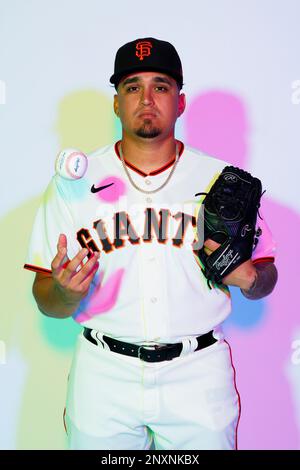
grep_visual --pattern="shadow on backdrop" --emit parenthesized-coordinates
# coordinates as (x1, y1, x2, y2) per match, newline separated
(185, 90, 300, 449)
(0, 90, 118, 449)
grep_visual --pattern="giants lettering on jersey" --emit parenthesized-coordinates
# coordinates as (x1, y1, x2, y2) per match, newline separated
(76, 208, 201, 255)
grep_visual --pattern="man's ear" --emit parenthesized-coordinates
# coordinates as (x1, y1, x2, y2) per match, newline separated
(177, 93, 186, 117)
(114, 95, 119, 116)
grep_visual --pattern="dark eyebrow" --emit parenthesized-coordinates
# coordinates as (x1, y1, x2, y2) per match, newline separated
(152, 76, 172, 86)
(121, 77, 141, 87)
(121, 75, 173, 87)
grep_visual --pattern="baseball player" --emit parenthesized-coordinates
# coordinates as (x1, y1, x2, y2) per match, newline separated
(24, 37, 278, 450)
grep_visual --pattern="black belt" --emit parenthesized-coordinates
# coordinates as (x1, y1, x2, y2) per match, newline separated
(83, 328, 217, 363)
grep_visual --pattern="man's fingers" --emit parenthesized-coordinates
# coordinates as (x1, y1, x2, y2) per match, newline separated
(52, 243, 100, 301)
(202, 238, 221, 256)
(71, 252, 100, 286)
(59, 248, 90, 284)
(79, 261, 100, 293)
(52, 234, 69, 272)
(51, 247, 68, 272)
(204, 238, 221, 252)
(57, 233, 67, 251)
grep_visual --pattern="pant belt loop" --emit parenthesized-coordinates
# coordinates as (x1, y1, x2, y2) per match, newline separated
(90, 330, 109, 351)
(189, 336, 199, 352)
(180, 337, 198, 358)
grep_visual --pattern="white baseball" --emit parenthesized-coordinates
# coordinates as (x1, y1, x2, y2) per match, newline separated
(55, 148, 88, 180)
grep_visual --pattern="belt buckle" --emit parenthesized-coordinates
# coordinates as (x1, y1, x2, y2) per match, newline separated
(155, 344, 174, 362)
(137, 344, 159, 362)
(138, 346, 151, 361)
(137, 346, 143, 361)
(137, 344, 173, 362)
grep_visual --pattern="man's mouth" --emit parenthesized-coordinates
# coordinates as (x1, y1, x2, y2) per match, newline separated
(138, 112, 157, 118)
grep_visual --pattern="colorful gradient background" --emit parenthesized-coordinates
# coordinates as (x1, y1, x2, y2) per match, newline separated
(1, 0, 300, 449)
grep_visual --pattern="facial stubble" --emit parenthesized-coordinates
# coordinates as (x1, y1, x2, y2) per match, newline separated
(135, 118, 161, 139)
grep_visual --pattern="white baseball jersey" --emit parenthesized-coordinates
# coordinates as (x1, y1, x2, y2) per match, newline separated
(24, 142, 275, 344)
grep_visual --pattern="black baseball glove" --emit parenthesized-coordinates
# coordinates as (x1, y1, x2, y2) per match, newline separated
(196, 166, 264, 286)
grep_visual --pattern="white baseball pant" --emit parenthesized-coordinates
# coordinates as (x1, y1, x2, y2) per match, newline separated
(64, 332, 240, 450)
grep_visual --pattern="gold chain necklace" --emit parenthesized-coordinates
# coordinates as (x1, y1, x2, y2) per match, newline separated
(119, 143, 180, 194)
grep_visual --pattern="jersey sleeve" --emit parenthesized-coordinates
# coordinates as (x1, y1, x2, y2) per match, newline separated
(24, 175, 79, 274)
(252, 215, 276, 264)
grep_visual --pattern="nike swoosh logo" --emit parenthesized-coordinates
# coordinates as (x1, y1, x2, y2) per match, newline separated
(91, 182, 114, 193)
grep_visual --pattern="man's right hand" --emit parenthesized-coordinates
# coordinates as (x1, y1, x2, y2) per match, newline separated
(51, 234, 100, 305)
(32, 234, 100, 318)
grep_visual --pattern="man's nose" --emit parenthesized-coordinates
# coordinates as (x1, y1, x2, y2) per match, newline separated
(141, 87, 154, 106)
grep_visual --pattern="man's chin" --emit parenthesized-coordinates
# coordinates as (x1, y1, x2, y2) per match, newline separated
(135, 126, 161, 139)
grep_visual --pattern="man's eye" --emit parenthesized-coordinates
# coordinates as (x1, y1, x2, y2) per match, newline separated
(155, 86, 168, 92)
(126, 86, 139, 92)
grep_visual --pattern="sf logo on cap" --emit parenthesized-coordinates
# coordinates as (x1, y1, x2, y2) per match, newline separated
(136, 41, 152, 61)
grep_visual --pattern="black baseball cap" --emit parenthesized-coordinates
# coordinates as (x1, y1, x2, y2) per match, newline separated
(110, 37, 183, 89)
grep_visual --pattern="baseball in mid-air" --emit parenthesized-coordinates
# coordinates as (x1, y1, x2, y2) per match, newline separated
(55, 148, 88, 179)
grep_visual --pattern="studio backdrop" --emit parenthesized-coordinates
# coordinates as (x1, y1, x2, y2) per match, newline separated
(0, 0, 300, 449)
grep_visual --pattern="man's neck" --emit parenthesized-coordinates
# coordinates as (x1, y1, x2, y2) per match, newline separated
(119, 136, 178, 175)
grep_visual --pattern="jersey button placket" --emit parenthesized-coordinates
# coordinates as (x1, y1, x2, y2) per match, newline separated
(140, 244, 165, 339)
(144, 176, 153, 203)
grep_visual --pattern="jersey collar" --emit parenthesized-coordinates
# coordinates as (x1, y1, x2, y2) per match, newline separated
(114, 140, 184, 177)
